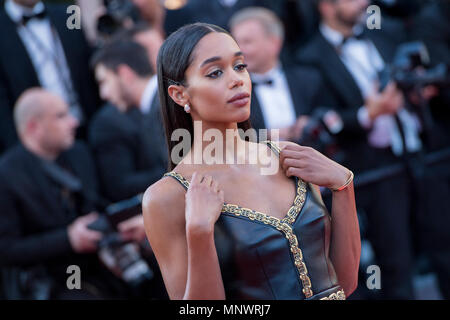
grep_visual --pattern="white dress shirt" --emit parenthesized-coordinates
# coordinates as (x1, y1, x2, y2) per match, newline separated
(320, 23, 422, 155)
(140, 75, 158, 114)
(251, 64, 297, 130)
(5, 0, 83, 121)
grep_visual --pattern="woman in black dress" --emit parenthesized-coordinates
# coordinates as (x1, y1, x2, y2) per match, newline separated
(142, 23, 360, 300)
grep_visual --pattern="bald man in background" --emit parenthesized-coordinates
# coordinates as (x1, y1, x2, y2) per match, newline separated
(0, 88, 130, 299)
(0, 0, 101, 154)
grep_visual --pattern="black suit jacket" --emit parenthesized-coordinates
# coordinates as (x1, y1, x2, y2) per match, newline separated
(249, 65, 330, 132)
(0, 142, 100, 274)
(88, 103, 167, 202)
(413, 1, 450, 66)
(296, 30, 399, 172)
(0, 3, 100, 153)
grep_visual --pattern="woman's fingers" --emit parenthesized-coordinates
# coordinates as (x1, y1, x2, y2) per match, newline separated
(211, 180, 220, 193)
(280, 148, 308, 161)
(190, 171, 202, 185)
(280, 150, 300, 167)
(286, 166, 304, 178)
(202, 175, 213, 187)
(282, 158, 307, 171)
(281, 143, 309, 152)
(190, 172, 219, 192)
(280, 147, 309, 172)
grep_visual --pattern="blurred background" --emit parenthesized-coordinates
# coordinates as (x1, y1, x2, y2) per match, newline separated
(0, 0, 449, 300)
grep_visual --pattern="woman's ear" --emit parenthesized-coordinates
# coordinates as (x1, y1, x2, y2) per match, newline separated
(168, 84, 189, 107)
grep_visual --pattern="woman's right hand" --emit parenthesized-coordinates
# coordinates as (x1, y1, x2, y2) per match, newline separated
(185, 172, 224, 235)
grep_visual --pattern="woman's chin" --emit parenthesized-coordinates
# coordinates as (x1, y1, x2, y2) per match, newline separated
(234, 107, 251, 123)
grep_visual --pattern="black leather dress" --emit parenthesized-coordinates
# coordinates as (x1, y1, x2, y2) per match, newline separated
(164, 141, 346, 300)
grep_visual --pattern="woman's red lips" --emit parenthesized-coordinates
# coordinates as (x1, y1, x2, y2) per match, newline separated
(227, 92, 250, 104)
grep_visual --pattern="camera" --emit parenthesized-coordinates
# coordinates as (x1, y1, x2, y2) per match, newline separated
(296, 107, 346, 163)
(378, 41, 450, 94)
(97, 0, 141, 37)
(88, 194, 154, 288)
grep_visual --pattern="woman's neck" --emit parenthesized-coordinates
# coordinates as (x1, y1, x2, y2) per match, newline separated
(187, 121, 250, 166)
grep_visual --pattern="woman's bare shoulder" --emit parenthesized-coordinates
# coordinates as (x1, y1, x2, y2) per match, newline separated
(142, 176, 186, 223)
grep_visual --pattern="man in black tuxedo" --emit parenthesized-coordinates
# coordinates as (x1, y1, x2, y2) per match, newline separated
(89, 40, 167, 203)
(296, 0, 450, 299)
(297, 0, 408, 173)
(0, 88, 129, 299)
(0, 0, 100, 153)
(230, 6, 329, 142)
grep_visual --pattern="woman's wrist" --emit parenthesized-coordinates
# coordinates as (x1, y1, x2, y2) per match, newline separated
(186, 220, 215, 238)
(330, 169, 354, 192)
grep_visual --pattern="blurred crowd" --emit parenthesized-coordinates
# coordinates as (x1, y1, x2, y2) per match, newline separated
(0, 0, 449, 300)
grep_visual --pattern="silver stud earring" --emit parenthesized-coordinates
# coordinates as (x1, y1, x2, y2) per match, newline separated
(184, 104, 191, 113)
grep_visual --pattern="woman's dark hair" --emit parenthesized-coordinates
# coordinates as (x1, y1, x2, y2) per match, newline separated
(157, 23, 252, 171)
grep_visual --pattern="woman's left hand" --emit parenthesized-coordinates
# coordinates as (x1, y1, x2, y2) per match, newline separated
(279, 143, 351, 190)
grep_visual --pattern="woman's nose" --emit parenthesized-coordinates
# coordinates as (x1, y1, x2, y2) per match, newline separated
(228, 74, 244, 89)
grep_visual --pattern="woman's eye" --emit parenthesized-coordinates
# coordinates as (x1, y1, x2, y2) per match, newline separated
(206, 69, 223, 79)
(234, 63, 248, 71)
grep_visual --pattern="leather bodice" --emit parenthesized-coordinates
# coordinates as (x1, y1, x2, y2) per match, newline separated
(164, 141, 345, 300)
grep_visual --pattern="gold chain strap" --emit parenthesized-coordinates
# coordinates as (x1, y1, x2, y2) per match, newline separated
(163, 158, 315, 298)
(320, 289, 346, 300)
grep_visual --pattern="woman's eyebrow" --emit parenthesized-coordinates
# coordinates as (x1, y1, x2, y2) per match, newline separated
(201, 56, 221, 67)
(200, 51, 244, 67)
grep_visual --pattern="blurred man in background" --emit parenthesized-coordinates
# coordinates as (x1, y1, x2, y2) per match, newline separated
(0, 88, 127, 299)
(297, 0, 449, 299)
(89, 40, 167, 203)
(0, 0, 100, 154)
(230, 7, 330, 142)
(113, 23, 164, 114)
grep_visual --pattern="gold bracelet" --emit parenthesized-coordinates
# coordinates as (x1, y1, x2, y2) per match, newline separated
(331, 170, 354, 192)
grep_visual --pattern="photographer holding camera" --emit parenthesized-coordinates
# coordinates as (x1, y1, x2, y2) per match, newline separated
(0, 88, 161, 299)
(297, 0, 449, 299)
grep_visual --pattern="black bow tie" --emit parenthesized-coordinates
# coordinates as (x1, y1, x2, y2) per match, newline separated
(341, 31, 366, 46)
(252, 79, 274, 87)
(21, 9, 47, 25)
(335, 32, 366, 54)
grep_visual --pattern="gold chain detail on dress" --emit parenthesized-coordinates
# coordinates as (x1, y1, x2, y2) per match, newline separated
(220, 203, 313, 298)
(262, 141, 308, 225)
(163, 140, 314, 298)
(262, 140, 282, 154)
(320, 289, 346, 300)
(164, 172, 190, 189)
